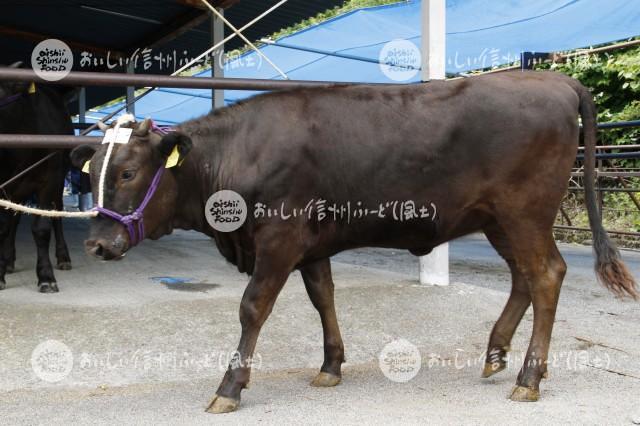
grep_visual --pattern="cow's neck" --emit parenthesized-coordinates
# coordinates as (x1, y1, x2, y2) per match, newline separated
(170, 116, 231, 236)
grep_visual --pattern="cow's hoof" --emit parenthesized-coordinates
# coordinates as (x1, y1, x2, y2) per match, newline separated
(205, 394, 239, 414)
(57, 262, 72, 271)
(310, 372, 341, 387)
(481, 362, 506, 378)
(6, 263, 15, 274)
(0, 281, 5, 291)
(509, 386, 539, 402)
(38, 282, 59, 293)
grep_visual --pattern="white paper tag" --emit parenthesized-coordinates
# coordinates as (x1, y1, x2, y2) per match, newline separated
(102, 128, 133, 144)
(101, 128, 114, 144)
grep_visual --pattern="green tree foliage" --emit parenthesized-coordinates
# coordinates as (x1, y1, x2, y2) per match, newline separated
(549, 43, 640, 155)
(268, 0, 405, 41)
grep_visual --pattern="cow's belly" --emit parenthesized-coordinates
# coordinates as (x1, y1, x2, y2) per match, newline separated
(295, 195, 494, 262)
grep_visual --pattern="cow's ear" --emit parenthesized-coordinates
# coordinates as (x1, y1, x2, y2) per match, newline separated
(158, 131, 192, 163)
(70, 145, 97, 169)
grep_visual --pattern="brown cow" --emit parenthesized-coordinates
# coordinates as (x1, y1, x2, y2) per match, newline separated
(70, 71, 637, 413)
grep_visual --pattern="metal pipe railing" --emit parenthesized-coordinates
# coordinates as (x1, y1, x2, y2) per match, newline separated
(0, 135, 101, 148)
(554, 224, 640, 237)
(576, 152, 640, 161)
(0, 68, 349, 91)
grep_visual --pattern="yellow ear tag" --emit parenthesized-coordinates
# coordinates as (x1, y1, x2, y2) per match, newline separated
(165, 145, 180, 169)
(28, 82, 36, 94)
(82, 160, 91, 173)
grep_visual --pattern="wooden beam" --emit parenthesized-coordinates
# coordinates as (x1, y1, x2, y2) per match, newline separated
(0, 26, 125, 59)
(130, 10, 210, 51)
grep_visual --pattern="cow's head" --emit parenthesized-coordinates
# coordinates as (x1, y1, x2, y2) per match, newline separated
(70, 117, 192, 260)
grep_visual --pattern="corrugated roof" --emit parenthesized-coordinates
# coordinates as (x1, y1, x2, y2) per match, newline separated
(0, 0, 345, 112)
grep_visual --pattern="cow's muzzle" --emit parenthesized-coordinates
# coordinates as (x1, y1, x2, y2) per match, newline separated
(85, 238, 126, 261)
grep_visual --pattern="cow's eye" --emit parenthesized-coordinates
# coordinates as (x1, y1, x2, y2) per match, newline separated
(121, 170, 136, 181)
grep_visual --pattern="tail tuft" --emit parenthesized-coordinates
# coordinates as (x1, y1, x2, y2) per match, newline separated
(593, 233, 638, 300)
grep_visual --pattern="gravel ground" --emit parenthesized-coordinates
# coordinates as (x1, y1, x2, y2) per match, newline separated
(0, 219, 639, 425)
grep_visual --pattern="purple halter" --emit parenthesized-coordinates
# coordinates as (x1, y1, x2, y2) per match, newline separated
(93, 121, 174, 247)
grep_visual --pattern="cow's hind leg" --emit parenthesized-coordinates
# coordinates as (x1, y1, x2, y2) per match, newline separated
(3, 214, 20, 273)
(481, 223, 531, 378)
(206, 236, 300, 414)
(53, 217, 72, 270)
(300, 258, 345, 387)
(490, 221, 566, 402)
(510, 235, 566, 401)
(52, 178, 71, 270)
(0, 211, 12, 289)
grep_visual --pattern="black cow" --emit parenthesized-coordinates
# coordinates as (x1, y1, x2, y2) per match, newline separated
(71, 71, 637, 413)
(0, 63, 73, 293)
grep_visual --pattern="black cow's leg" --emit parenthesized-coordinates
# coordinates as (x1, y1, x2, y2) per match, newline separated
(0, 211, 12, 289)
(481, 224, 531, 378)
(2, 214, 20, 273)
(52, 217, 72, 270)
(300, 258, 345, 387)
(52, 184, 71, 270)
(206, 243, 298, 414)
(31, 215, 58, 293)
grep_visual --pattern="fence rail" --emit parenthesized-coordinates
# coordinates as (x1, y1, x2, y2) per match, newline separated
(0, 68, 347, 91)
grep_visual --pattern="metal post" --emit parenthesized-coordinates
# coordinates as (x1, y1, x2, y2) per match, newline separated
(419, 0, 449, 286)
(126, 62, 135, 115)
(78, 87, 86, 125)
(421, 0, 446, 81)
(211, 8, 225, 110)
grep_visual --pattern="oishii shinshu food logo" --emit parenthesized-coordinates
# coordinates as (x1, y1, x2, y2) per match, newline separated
(204, 190, 438, 233)
(31, 39, 73, 81)
(205, 190, 248, 232)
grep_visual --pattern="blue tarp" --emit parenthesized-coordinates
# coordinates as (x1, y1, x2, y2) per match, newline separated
(86, 0, 640, 125)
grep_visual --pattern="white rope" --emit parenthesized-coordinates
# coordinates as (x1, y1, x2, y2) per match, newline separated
(97, 115, 134, 208)
(200, 0, 289, 80)
(0, 199, 97, 218)
(97, 139, 115, 208)
(172, 0, 288, 77)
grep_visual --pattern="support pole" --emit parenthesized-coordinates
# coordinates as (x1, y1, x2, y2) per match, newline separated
(126, 62, 135, 115)
(78, 87, 86, 125)
(419, 0, 449, 286)
(421, 0, 446, 81)
(211, 8, 225, 110)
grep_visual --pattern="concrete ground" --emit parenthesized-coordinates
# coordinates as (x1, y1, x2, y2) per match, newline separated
(1, 219, 639, 425)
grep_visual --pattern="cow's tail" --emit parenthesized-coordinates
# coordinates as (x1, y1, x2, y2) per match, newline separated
(575, 83, 638, 300)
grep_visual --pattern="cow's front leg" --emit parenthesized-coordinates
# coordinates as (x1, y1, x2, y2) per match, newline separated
(206, 249, 296, 414)
(300, 258, 345, 387)
(31, 215, 58, 293)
